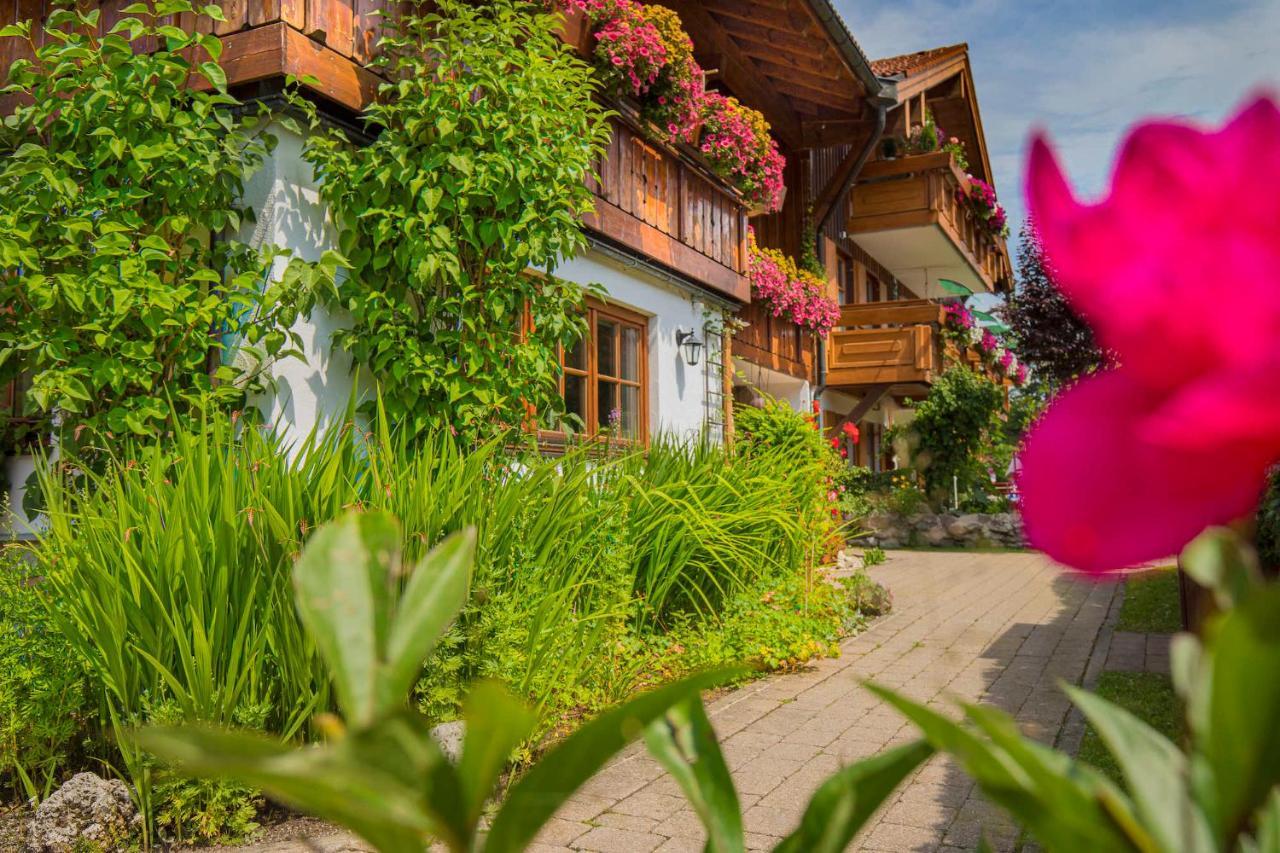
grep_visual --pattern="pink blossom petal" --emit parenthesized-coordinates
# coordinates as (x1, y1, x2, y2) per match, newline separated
(1018, 370, 1268, 573)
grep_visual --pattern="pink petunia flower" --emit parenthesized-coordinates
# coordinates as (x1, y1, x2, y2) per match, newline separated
(1017, 94, 1280, 573)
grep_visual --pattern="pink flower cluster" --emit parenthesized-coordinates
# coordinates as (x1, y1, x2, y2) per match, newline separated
(942, 302, 974, 331)
(591, 2, 666, 97)
(980, 329, 998, 353)
(700, 93, 786, 213)
(748, 230, 840, 335)
(958, 176, 1010, 239)
(1014, 363, 1029, 386)
(998, 349, 1014, 370)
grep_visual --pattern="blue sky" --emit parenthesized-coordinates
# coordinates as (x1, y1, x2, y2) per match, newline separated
(837, 0, 1280, 245)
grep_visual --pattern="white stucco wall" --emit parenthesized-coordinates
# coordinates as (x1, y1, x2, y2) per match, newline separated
(239, 124, 723, 445)
(236, 123, 368, 449)
(553, 250, 725, 442)
(731, 358, 812, 412)
(1, 452, 40, 539)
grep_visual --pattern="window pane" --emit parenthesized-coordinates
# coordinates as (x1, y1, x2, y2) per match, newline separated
(620, 385, 640, 439)
(598, 380, 619, 431)
(564, 336, 587, 371)
(620, 325, 640, 381)
(563, 374, 586, 430)
(597, 318, 618, 377)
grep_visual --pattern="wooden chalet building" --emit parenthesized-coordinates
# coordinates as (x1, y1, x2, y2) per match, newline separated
(0, 0, 1011, 528)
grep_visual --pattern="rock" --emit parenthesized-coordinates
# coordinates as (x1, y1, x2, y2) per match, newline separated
(860, 509, 1027, 550)
(25, 772, 140, 853)
(922, 524, 949, 546)
(431, 720, 466, 763)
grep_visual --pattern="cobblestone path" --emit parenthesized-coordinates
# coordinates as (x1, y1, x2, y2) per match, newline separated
(537, 550, 1122, 853)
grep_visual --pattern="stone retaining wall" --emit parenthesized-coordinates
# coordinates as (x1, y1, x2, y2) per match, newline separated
(857, 510, 1025, 549)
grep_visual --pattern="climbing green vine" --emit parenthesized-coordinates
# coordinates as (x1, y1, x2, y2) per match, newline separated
(299, 0, 611, 441)
(0, 0, 336, 455)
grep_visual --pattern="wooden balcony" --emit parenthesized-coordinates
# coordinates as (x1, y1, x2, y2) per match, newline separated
(824, 300, 944, 389)
(847, 152, 1013, 296)
(733, 301, 816, 381)
(584, 110, 750, 302)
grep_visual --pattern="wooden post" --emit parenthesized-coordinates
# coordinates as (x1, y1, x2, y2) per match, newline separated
(722, 329, 735, 451)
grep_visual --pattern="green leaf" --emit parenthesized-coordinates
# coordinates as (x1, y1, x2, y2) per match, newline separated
(291, 512, 401, 727)
(485, 668, 745, 853)
(1196, 580, 1280, 845)
(773, 739, 933, 853)
(644, 696, 744, 853)
(383, 528, 473, 706)
(1250, 789, 1280, 853)
(1065, 685, 1213, 852)
(867, 684, 1144, 852)
(1181, 527, 1262, 611)
(456, 682, 537, 830)
(198, 60, 227, 91)
(137, 718, 441, 853)
(937, 278, 974, 297)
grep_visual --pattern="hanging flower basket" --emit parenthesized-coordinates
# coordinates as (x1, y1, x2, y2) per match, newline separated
(747, 184, 786, 218)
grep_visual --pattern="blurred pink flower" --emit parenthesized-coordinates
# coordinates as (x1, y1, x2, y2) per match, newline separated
(1017, 94, 1280, 573)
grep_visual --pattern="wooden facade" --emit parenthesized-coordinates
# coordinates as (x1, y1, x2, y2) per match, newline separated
(824, 298, 1006, 394)
(584, 110, 751, 303)
(848, 152, 1013, 293)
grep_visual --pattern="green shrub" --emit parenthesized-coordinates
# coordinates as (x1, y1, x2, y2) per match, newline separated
(843, 570, 893, 617)
(861, 547, 887, 568)
(906, 368, 1005, 503)
(0, 546, 91, 801)
(299, 0, 610, 441)
(0, 1, 334, 455)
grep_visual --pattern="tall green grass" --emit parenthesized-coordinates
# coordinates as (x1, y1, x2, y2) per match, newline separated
(31, 407, 835, 824)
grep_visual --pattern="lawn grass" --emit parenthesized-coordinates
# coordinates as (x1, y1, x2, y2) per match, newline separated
(1077, 671, 1180, 785)
(1117, 565, 1181, 634)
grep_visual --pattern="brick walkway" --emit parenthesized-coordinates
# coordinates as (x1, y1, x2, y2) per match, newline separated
(537, 550, 1122, 853)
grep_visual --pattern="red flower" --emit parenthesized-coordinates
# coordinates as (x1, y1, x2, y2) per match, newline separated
(1018, 95, 1280, 573)
(842, 422, 860, 444)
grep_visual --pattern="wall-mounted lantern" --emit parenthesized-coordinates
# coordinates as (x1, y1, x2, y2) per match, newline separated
(676, 328, 704, 367)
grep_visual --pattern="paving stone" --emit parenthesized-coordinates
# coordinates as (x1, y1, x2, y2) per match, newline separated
(571, 826, 664, 852)
(546, 551, 1121, 853)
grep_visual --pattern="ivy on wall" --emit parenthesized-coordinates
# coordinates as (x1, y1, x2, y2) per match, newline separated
(0, 1, 336, 455)
(299, 0, 611, 441)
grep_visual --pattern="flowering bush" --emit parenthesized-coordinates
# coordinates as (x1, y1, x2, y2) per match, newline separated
(958, 176, 1009, 238)
(942, 302, 974, 332)
(979, 329, 999, 354)
(591, 0, 666, 96)
(701, 93, 786, 213)
(1014, 363, 1029, 386)
(637, 5, 704, 143)
(748, 230, 839, 335)
(942, 135, 969, 170)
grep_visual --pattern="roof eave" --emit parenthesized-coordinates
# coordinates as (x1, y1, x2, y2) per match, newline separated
(804, 0, 898, 104)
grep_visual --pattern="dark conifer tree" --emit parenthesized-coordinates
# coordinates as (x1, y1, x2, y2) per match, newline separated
(1001, 221, 1106, 388)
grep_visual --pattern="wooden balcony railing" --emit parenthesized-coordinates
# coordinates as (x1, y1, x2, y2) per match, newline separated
(732, 301, 816, 381)
(825, 298, 1012, 391)
(848, 152, 1013, 293)
(584, 110, 750, 302)
(825, 318, 942, 388)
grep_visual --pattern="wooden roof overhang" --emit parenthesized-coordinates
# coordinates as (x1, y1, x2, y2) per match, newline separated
(656, 0, 879, 151)
(871, 44, 995, 185)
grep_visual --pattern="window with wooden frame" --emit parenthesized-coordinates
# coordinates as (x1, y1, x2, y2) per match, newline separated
(549, 298, 648, 443)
